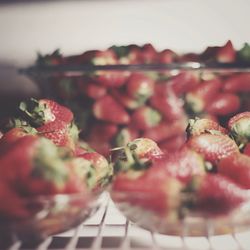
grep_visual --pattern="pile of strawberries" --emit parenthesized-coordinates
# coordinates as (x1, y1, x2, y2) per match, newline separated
(111, 111, 250, 220)
(37, 41, 250, 157)
(0, 98, 112, 219)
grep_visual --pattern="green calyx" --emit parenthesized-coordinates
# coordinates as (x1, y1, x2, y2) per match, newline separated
(113, 143, 151, 173)
(238, 43, 250, 62)
(231, 118, 250, 146)
(33, 138, 69, 188)
(145, 108, 162, 127)
(109, 45, 129, 58)
(69, 122, 79, 143)
(19, 98, 53, 127)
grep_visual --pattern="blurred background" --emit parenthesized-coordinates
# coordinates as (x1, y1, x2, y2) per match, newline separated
(0, 0, 249, 66)
(0, 0, 249, 109)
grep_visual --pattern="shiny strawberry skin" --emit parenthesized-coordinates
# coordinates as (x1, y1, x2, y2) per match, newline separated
(150, 147, 205, 184)
(188, 134, 239, 164)
(93, 95, 130, 124)
(205, 93, 241, 116)
(37, 120, 76, 150)
(83, 82, 107, 99)
(216, 40, 236, 63)
(223, 73, 250, 93)
(218, 153, 250, 189)
(40, 99, 73, 124)
(186, 118, 227, 137)
(194, 174, 247, 215)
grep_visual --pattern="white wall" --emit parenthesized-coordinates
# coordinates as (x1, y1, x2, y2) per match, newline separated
(0, 0, 249, 66)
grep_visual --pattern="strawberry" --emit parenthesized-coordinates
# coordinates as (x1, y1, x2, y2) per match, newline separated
(169, 72, 200, 96)
(150, 84, 185, 121)
(185, 174, 248, 216)
(131, 106, 162, 131)
(37, 120, 79, 151)
(158, 134, 186, 153)
(126, 73, 155, 101)
(149, 147, 206, 184)
(36, 49, 64, 66)
(112, 171, 183, 217)
(0, 127, 36, 154)
(216, 40, 236, 63)
(86, 138, 110, 157)
(186, 118, 227, 137)
(243, 143, 250, 156)
(143, 119, 187, 143)
(180, 53, 200, 62)
(223, 73, 250, 93)
(19, 98, 73, 126)
(82, 82, 107, 99)
(185, 78, 222, 114)
(205, 93, 241, 116)
(140, 43, 158, 63)
(111, 89, 145, 110)
(93, 95, 130, 124)
(228, 112, 250, 146)
(218, 153, 250, 189)
(78, 151, 113, 188)
(158, 49, 177, 64)
(113, 138, 163, 173)
(188, 133, 239, 164)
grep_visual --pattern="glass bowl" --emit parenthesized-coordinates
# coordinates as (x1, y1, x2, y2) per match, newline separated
(110, 189, 250, 236)
(0, 191, 102, 248)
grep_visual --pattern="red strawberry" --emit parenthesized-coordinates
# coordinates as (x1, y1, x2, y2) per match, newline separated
(140, 43, 158, 63)
(131, 106, 162, 131)
(169, 72, 200, 96)
(187, 174, 248, 216)
(126, 73, 155, 101)
(19, 98, 73, 126)
(143, 119, 187, 143)
(186, 118, 227, 137)
(114, 126, 139, 147)
(243, 143, 250, 156)
(112, 171, 183, 216)
(37, 120, 78, 151)
(158, 134, 186, 153)
(228, 112, 250, 145)
(111, 89, 144, 110)
(180, 53, 200, 62)
(185, 78, 222, 113)
(206, 93, 241, 116)
(188, 133, 239, 164)
(216, 40, 236, 63)
(82, 82, 107, 99)
(150, 84, 185, 121)
(86, 138, 110, 157)
(127, 138, 164, 162)
(223, 73, 250, 93)
(0, 127, 36, 154)
(79, 151, 112, 187)
(218, 153, 250, 189)
(158, 49, 177, 64)
(93, 95, 130, 124)
(149, 147, 205, 184)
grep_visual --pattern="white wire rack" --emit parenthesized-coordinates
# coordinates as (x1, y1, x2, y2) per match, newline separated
(8, 193, 250, 250)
